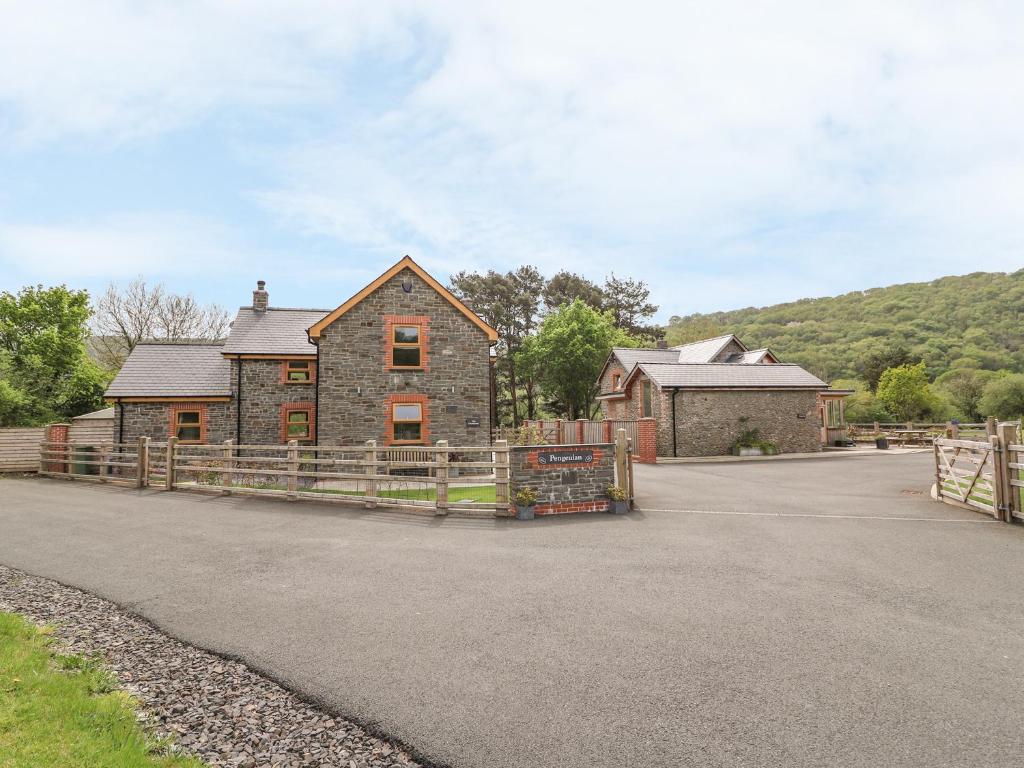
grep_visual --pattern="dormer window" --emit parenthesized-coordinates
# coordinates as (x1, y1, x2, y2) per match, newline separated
(612, 372, 622, 390)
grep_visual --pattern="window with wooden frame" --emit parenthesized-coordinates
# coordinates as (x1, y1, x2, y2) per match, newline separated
(280, 403, 315, 443)
(174, 409, 203, 443)
(611, 372, 622, 390)
(282, 360, 314, 383)
(641, 380, 653, 418)
(391, 324, 422, 368)
(391, 402, 424, 443)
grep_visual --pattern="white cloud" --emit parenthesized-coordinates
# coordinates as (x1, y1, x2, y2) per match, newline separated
(2, 1, 1023, 315)
(0, 214, 248, 281)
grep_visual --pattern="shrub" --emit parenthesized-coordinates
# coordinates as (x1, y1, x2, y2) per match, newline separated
(513, 487, 538, 507)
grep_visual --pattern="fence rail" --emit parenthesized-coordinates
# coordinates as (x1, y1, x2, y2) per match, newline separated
(495, 419, 639, 448)
(932, 422, 1021, 522)
(40, 438, 513, 517)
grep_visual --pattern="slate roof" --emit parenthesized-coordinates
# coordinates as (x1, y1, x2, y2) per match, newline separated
(634, 362, 827, 389)
(670, 334, 744, 363)
(610, 347, 682, 371)
(105, 343, 232, 397)
(222, 307, 329, 356)
(724, 348, 773, 364)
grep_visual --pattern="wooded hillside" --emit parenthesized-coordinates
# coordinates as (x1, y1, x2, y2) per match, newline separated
(665, 270, 1024, 382)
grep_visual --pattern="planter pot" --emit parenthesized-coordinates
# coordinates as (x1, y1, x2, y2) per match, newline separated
(515, 505, 535, 520)
(875, 437, 889, 450)
(609, 500, 629, 515)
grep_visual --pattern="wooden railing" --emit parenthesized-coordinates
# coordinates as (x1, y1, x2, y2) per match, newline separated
(933, 422, 1020, 521)
(39, 440, 142, 486)
(495, 419, 639, 448)
(40, 438, 511, 517)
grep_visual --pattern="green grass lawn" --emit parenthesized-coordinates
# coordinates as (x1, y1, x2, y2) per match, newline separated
(312, 484, 497, 503)
(0, 612, 203, 768)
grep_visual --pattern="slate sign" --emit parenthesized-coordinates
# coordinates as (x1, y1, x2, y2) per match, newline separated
(465, 417, 481, 428)
(537, 449, 595, 466)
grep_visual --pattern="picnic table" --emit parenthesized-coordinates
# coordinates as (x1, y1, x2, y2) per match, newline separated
(888, 429, 931, 445)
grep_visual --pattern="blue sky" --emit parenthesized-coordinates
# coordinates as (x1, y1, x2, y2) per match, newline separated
(1, 1, 1022, 322)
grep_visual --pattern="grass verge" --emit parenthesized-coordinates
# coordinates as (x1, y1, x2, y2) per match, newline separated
(0, 611, 203, 768)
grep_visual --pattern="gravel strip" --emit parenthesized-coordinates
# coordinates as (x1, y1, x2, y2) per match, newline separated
(0, 564, 422, 768)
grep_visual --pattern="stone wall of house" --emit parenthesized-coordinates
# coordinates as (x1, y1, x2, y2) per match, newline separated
(509, 444, 616, 515)
(114, 401, 235, 445)
(316, 266, 492, 447)
(670, 389, 821, 456)
(598, 359, 628, 419)
(232, 359, 316, 444)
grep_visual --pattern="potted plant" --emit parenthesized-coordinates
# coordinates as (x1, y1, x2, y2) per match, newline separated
(875, 432, 889, 449)
(729, 427, 779, 457)
(606, 484, 629, 514)
(513, 487, 538, 520)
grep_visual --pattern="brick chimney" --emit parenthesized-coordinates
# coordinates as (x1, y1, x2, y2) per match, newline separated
(252, 280, 268, 312)
(656, 339, 668, 349)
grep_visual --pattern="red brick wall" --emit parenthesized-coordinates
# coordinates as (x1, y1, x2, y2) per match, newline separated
(45, 423, 69, 473)
(636, 417, 657, 464)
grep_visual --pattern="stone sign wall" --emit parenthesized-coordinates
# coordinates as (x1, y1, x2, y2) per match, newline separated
(509, 443, 616, 515)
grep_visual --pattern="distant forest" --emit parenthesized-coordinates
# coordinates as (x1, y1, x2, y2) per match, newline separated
(666, 270, 1024, 382)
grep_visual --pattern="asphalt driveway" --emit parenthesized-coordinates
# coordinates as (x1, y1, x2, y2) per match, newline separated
(2, 452, 1023, 768)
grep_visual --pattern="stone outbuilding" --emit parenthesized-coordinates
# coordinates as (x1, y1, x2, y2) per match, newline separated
(106, 256, 498, 448)
(596, 334, 848, 457)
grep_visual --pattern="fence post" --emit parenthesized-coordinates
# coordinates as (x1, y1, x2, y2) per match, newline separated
(286, 440, 298, 499)
(603, 419, 613, 443)
(435, 440, 449, 516)
(221, 439, 233, 494)
(995, 424, 1017, 522)
(873, 421, 880, 435)
(99, 447, 109, 481)
(494, 439, 509, 516)
(164, 436, 177, 490)
(136, 436, 150, 489)
(556, 419, 564, 444)
(626, 437, 635, 508)
(364, 440, 377, 508)
(933, 440, 943, 503)
(615, 428, 628, 493)
(987, 416, 997, 436)
(576, 419, 585, 444)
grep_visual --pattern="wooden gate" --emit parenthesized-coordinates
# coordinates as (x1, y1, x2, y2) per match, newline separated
(933, 438, 999, 517)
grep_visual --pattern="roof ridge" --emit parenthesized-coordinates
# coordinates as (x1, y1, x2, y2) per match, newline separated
(236, 306, 332, 313)
(644, 361, 801, 367)
(134, 341, 225, 347)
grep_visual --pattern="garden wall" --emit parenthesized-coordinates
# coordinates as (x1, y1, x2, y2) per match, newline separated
(509, 443, 616, 515)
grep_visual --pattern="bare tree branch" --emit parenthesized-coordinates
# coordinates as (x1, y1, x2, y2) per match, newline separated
(90, 277, 230, 369)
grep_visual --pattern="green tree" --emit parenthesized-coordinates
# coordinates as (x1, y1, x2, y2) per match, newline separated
(601, 273, 662, 341)
(978, 374, 1024, 420)
(0, 284, 103, 426)
(542, 271, 604, 314)
(450, 266, 544, 425)
(856, 344, 915, 392)
(933, 368, 999, 421)
(522, 300, 635, 419)
(830, 378, 892, 423)
(876, 362, 937, 421)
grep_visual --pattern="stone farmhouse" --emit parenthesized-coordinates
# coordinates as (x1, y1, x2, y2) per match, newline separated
(105, 257, 498, 448)
(596, 334, 849, 457)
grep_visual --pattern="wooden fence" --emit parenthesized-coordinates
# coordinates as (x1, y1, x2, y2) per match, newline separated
(39, 438, 512, 517)
(933, 422, 1020, 522)
(850, 421, 990, 443)
(1, 416, 114, 473)
(0, 427, 45, 472)
(497, 419, 639, 448)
